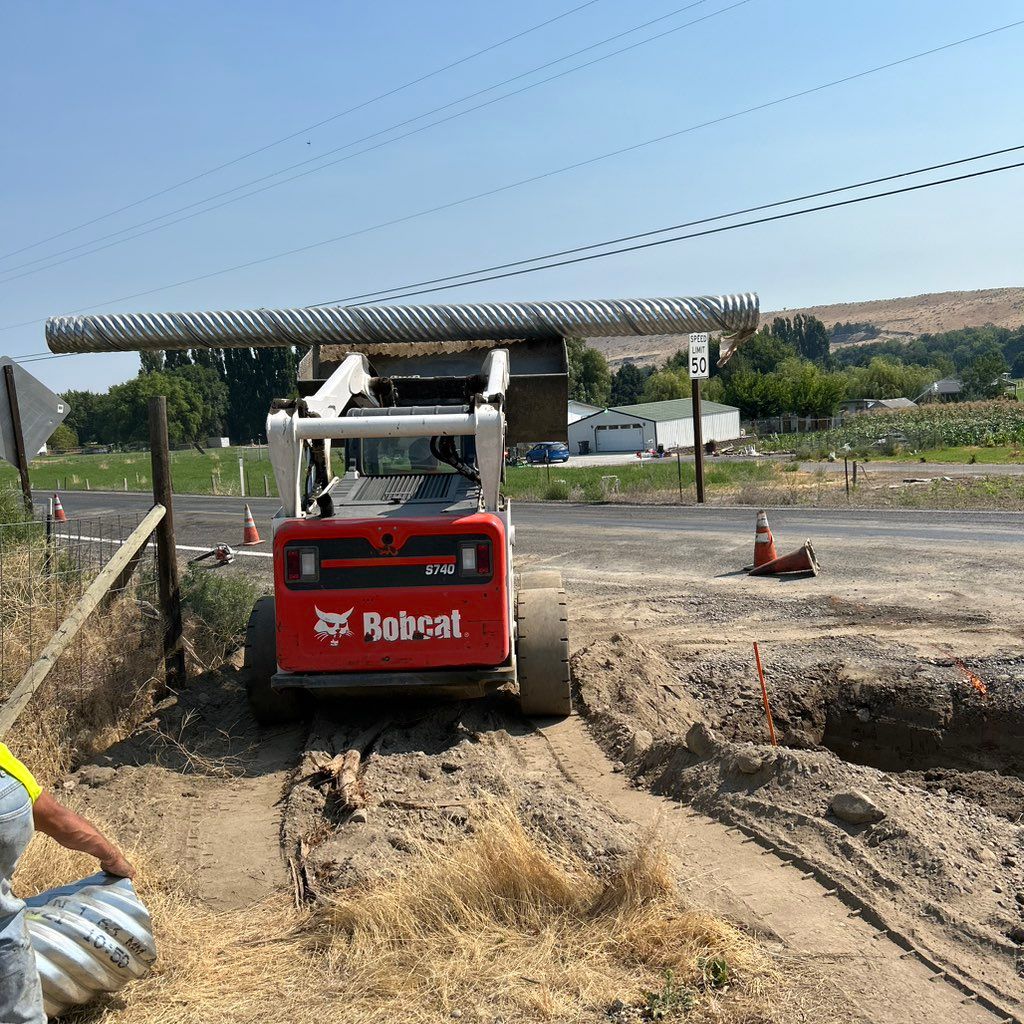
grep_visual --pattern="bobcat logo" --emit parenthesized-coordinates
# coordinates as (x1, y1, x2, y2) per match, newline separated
(314, 606, 354, 647)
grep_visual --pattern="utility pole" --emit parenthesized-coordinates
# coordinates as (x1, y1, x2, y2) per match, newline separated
(688, 333, 710, 504)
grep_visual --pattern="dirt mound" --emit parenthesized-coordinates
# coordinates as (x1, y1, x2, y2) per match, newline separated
(571, 635, 1024, 1005)
(572, 633, 705, 754)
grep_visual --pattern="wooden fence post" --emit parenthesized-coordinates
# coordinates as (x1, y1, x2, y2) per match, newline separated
(148, 397, 185, 689)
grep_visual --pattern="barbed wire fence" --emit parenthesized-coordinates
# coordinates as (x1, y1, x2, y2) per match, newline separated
(0, 506, 165, 777)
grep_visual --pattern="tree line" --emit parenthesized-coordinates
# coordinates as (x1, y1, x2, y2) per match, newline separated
(59, 348, 297, 448)
(568, 316, 1020, 421)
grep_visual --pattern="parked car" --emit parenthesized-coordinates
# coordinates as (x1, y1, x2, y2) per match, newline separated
(526, 442, 570, 464)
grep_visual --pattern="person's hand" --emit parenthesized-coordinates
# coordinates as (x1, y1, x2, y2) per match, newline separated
(99, 852, 136, 879)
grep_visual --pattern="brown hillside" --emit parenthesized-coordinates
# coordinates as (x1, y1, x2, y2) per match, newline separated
(590, 287, 1024, 366)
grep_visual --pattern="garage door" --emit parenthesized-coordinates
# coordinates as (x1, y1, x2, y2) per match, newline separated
(595, 423, 645, 452)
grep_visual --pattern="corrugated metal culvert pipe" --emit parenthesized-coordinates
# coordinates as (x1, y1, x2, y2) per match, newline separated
(24, 873, 157, 1018)
(44, 294, 760, 353)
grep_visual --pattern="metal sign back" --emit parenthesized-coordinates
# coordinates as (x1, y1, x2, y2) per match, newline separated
(0, 357, 70, 467)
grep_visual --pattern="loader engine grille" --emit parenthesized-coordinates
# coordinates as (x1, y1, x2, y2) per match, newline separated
(352, 474, 459, 502)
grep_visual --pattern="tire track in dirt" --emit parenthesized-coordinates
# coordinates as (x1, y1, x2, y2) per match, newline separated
(176, 723, 306, 910)
(533, 714, 1019, 1024)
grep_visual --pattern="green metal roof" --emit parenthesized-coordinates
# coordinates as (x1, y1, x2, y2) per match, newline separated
(608, 398, 739, 421)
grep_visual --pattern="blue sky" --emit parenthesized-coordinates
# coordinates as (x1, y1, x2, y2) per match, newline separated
(2, 0, 1022, 393)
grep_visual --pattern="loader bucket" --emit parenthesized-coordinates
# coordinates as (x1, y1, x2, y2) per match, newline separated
(302, 337, 568, 443)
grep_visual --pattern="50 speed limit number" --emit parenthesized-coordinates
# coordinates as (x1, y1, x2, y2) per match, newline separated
(688, 332, 710, 379)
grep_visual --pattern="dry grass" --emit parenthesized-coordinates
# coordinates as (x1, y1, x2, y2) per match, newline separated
(14, 808, 790, 1024)
(0, 517, 172, 786)
(1, 590, 163, 786)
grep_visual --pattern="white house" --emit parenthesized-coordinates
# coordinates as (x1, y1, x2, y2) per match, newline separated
(568, 398, 741, 454)
(567, 399, 601, 424)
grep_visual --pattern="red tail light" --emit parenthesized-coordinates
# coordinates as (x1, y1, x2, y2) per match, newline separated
(475, 541, 491, 575)
(286, 547, 319, 582)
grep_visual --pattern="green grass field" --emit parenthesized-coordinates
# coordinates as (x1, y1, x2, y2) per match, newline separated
(0, 446, 276, 497)
(0, 446, 780, 502)
(871, 445, 1024, 464)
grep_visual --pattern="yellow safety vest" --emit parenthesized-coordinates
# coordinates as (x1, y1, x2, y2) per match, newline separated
(0, 743, 42, 803)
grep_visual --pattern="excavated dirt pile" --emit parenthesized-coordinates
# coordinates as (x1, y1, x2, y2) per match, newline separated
(572, 633, 1024, 999)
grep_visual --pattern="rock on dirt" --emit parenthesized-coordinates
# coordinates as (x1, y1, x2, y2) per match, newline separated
(685, 722, 719, 758)
(76, 765, 118, 787)
(734, 749, 765, 774)
(830, 790, 885, 825)
(625, 729, 653, 761)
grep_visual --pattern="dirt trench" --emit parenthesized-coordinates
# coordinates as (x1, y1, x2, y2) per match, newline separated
(571, 633, 1024, 1014)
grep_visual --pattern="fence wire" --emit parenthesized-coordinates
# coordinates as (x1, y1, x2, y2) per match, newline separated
(0, 509, 163, 777)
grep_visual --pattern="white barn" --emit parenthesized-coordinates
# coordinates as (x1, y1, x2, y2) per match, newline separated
(567, 398, 741, 454)
(567, 399, 601, 424)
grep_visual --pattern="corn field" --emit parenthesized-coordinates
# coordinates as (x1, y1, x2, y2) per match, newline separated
(761, 401, 1024, 457)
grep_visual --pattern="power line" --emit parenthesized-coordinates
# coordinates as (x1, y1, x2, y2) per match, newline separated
(12, 150, 1023, 366)
(318, 144, 1024, 305)
(0, 0, 741, 284)
(0, 0, 603, 264)
(2, 19, 1021, 336)
(315, 160, 1024, 305)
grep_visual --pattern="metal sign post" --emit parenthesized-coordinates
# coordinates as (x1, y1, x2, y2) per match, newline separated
(2, 365, 33, 514)
(688, 333, 710, 505)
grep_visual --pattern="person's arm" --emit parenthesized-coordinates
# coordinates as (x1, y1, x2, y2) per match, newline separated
(32, 792, 136, 878)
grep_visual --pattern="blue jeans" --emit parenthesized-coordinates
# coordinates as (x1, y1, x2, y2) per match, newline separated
(0, 771, 45, 1024)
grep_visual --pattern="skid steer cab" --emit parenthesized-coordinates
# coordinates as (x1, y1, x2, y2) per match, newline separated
(242, 344, 572, 724)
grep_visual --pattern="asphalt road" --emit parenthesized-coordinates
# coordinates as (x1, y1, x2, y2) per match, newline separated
(42, 489, 1024, 553)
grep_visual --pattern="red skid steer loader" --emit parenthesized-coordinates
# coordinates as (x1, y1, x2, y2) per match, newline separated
(43, 294, 759, 723)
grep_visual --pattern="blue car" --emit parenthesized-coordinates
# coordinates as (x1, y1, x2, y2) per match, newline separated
(526, 442, 570, 464)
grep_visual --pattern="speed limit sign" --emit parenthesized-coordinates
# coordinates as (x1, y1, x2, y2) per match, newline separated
(688, 332, 710, 379)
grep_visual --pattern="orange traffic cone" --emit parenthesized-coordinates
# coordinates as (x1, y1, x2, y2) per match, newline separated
(753, 509, 777, 567)
(53, 493, 68, 522)
(748, 540, 820, 577)
(241, 504, 262, 545)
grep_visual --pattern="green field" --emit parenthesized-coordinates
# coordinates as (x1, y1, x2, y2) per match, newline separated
(763, 401, 1024, 460)
(0, 446, 276, 497)
(871, 445, 1024, 464)
(0, 446, 780, 503)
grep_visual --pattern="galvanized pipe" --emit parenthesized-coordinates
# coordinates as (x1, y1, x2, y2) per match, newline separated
(45, 294, 759, 353)
(294, 412, 474, 440)
(25, 873, 157, 1018)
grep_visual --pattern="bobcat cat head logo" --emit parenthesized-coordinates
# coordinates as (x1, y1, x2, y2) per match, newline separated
(314, 606, 354, 647)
